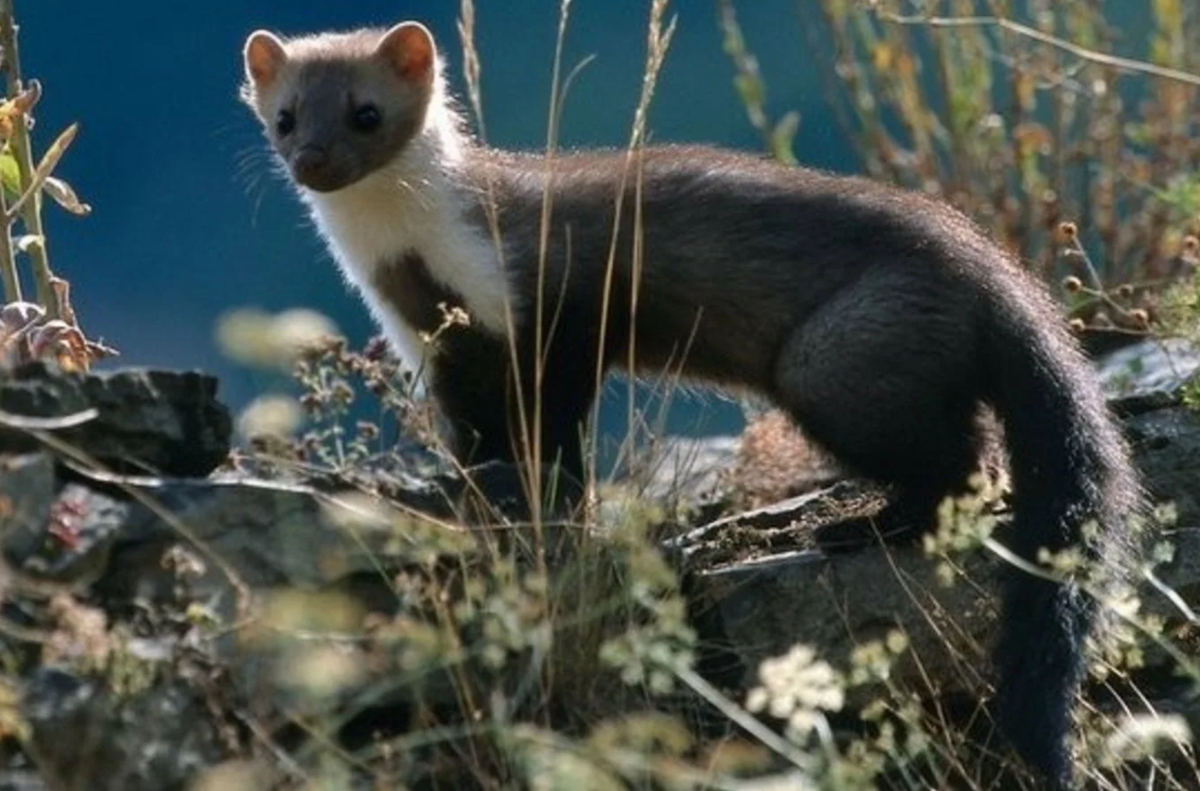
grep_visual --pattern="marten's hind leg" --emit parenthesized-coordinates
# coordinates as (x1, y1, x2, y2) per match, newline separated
(771, 274, 990, 551)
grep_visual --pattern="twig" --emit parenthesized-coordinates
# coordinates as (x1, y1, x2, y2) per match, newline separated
(0, 407, 97, 430)
(1143, 564, 1200, 626)
(880, 13, 1200, 88)
(674, 664, 816, 770)
(1067, 235, 1106, 292)
(0, 175, 17, 301)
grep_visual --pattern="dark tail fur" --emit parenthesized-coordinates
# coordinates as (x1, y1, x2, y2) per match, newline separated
(983, 281, 1142, 787)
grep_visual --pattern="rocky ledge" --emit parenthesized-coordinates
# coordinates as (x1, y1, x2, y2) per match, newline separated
(0, 340, 1197, 790)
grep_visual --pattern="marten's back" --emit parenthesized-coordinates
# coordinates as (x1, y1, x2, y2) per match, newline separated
(466, 143, 1023, 384)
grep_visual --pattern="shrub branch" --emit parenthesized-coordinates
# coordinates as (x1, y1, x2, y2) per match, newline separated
(881, 12, 1200, 88)
(0, 0, 55, 316)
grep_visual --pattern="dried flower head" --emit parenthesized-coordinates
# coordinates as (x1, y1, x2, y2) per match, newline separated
(1056, 221, 1078, 244)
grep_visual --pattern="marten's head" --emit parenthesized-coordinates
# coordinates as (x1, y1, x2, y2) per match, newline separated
(240, 22, 438, 193)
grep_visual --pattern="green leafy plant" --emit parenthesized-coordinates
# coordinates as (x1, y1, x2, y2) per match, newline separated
(0, 0, 112, 371)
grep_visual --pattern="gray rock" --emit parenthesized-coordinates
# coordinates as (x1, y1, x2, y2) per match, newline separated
(0, 363, 232, 477)
(3, 481, 131, 585)
(21, 667, 225, 791)
(0, 465, 477, 790)
(638, 434, 741, 503)
(1, 467, 459, 607)
(0, 773, 48, 791)
(0, 454, 56, 543)
(1098, 337, 1200, 398)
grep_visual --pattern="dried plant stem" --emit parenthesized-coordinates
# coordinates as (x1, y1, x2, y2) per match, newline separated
(456, 0, 526, 526)
(882, 12, 1200, 88)
(591, 0, 675, 474)
(0, 182, 17, 300)
(674, 665, 817, 770)
(717, 0, 797, 165)
(0, 0, 55, 316)
(524, 0, 576, 533)
(929, 23, 963, 195)
(814, 3, 900, 182)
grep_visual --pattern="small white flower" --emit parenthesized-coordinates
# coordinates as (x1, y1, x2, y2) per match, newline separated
(1105, 714, 1192, 764)
(745, 644, 845, 741)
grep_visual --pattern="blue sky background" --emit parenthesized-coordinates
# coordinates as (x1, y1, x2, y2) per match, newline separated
(16, 1, 1147, 440)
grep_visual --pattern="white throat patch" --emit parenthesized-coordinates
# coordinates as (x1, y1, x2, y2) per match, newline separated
(300, 101, 514, 372)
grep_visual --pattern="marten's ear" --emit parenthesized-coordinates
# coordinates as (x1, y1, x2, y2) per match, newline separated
(375, 21, 435, 85)
(244, 30, 288, 88)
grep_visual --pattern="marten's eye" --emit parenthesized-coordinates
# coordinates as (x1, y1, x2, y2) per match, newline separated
(275, 109, 296, 137)
(352, 103, 382, 133)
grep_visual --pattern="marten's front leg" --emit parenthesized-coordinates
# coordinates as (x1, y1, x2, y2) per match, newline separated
(429, 328, 594, 512)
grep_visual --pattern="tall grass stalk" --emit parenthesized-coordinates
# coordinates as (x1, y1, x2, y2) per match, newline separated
(591, 0, 676, 484)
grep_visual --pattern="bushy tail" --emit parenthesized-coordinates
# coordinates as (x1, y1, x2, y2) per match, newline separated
(983, 290, 1142, 788)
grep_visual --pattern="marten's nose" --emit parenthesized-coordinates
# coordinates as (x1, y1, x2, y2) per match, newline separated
(292, 146, 330, 184)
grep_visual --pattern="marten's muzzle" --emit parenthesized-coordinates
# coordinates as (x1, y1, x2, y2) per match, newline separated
(291, 145, 351, 192)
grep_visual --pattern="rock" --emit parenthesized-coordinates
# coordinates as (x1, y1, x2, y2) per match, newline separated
(3, 466, 461, 606)
(2, 356, 1198, 788)
(20, 667, 226, 791)
(1124, 402, 1200, 526)
(639, 435, 741, 503)
(2, 479, 131, 585)
(2, 465, 478, 720)
(0, 462, 472, 789)
(0, 362, 232, 477)
(0, 454, 56, 540)
(637, 426, 841, 512)
(0, 773, 48, 791)
(1097, 337, 1200, 398)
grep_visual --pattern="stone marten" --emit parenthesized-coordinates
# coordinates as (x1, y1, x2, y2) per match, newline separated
(240, 19, 1143, 788)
